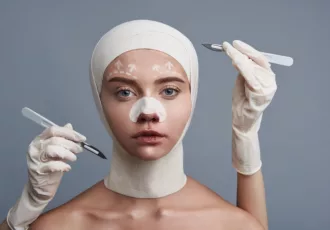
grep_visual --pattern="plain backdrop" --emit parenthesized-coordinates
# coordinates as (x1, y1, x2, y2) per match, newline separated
(0, 0, 329, 229)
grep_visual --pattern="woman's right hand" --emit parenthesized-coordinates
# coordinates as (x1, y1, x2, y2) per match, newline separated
(6, 123, 86, 230)
(27, 123, 86, 200)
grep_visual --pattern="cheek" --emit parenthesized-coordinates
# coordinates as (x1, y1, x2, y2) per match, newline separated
(164, 95, 191, 136)
(101, 96, 133, 134)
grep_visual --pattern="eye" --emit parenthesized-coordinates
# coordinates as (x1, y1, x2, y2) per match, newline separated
(164, 88, 176, 96)
(161, 86, 180, 97)
(116, 89, 134, 98)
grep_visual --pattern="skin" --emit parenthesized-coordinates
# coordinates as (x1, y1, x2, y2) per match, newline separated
(27, 178, 263, 230)
(237, 171, 267, 229)
(28, 49, 264, 230)
(100, 49, 191, 161)
(1, 46, 266, 230)
(223, 40, 270, 230)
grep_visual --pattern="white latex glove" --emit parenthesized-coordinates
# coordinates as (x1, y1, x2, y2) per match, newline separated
(222, 40, 277, 175)
(6, 123, 86, 230)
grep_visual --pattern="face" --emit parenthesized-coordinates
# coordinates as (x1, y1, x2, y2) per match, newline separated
(100, 49, 191, 161)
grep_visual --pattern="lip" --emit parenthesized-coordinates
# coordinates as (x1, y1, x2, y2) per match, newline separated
(132, 130, 165, 138)
(132, 130, 166, 145)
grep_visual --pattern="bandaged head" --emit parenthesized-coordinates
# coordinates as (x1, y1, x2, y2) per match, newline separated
(89, 20, 199, 198)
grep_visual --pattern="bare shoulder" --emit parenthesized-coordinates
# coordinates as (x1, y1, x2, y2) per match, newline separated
(181, 176, 235, 209)
(221, 208, 264, 230)
(29, 205, 82, 230)
(29, 181, 106, 230)
(182, 177, 264, 230)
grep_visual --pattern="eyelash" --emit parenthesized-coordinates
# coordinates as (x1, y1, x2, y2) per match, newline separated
(161, 85, 181, 97)
(115, 85, 181, 99)
(115, 87, 135, 99)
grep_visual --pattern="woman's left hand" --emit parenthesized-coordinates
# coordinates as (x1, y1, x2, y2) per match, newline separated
(222, 40, 277, 175)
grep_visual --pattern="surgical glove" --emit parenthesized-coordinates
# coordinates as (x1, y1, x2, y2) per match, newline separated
(222, 40, 277, 175)
(6, 123, 86, 230)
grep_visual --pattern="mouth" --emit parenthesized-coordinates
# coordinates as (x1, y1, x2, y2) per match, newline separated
(132, 130, 166, 145)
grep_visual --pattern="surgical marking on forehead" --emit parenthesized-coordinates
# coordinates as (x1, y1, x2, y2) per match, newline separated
(151, 61, 175, 73)
(151, 61, 183, 78)
(107, 60, 183, 81)
(152, 64, 161, 72)
(107, 61, 137, 79)
(166, 71, 183, 77)
(115, 60, 123, 70)
(128, 64, 137, 73)
(165, 61, 174, 70)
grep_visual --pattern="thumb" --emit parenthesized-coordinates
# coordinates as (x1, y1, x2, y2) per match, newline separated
(64, 123, 73, 129)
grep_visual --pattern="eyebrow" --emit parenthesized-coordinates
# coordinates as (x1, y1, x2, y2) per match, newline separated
(107, 76, 186, 86)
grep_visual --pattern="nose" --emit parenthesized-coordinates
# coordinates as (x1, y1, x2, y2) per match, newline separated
(136, 112, 160, 123)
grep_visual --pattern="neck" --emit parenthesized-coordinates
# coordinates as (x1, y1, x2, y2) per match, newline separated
(104, 141, 187, 198)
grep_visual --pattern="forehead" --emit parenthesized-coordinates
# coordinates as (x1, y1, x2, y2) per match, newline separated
(106, 49, 187, 78)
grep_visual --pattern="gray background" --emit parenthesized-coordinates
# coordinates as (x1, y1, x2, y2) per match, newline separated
(0, 0, 329, 229)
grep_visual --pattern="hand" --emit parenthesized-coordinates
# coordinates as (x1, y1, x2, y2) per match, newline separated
(27, 123, 86, 199)
(7, 123, 86, 229)
(222, 40, 277, 175)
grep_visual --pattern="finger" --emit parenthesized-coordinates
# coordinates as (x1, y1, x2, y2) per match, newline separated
(42, 136, 84, 154)
(39, 161, 71, 173)
(39, 125, 86, 142)
(64, 123, 73, 129)
(223, 42, 261, 90)
(253, 65, 277, 88)
(222, 41, 249, 66)
(232, 40, 271, 70)
(42, 145, 78, 162)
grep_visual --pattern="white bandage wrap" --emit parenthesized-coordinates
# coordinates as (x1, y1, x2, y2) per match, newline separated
(89, 19, 199, 198)
(129, 97, 167, 122)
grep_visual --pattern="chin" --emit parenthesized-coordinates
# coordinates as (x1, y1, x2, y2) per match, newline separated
(130, 145, 168, 161)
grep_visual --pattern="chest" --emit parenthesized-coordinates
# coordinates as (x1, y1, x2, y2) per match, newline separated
(80, 209, 225, 230)
(83, 218, 222, 230)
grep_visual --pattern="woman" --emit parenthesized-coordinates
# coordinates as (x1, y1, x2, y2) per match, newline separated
(2, 19, 276, 230)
